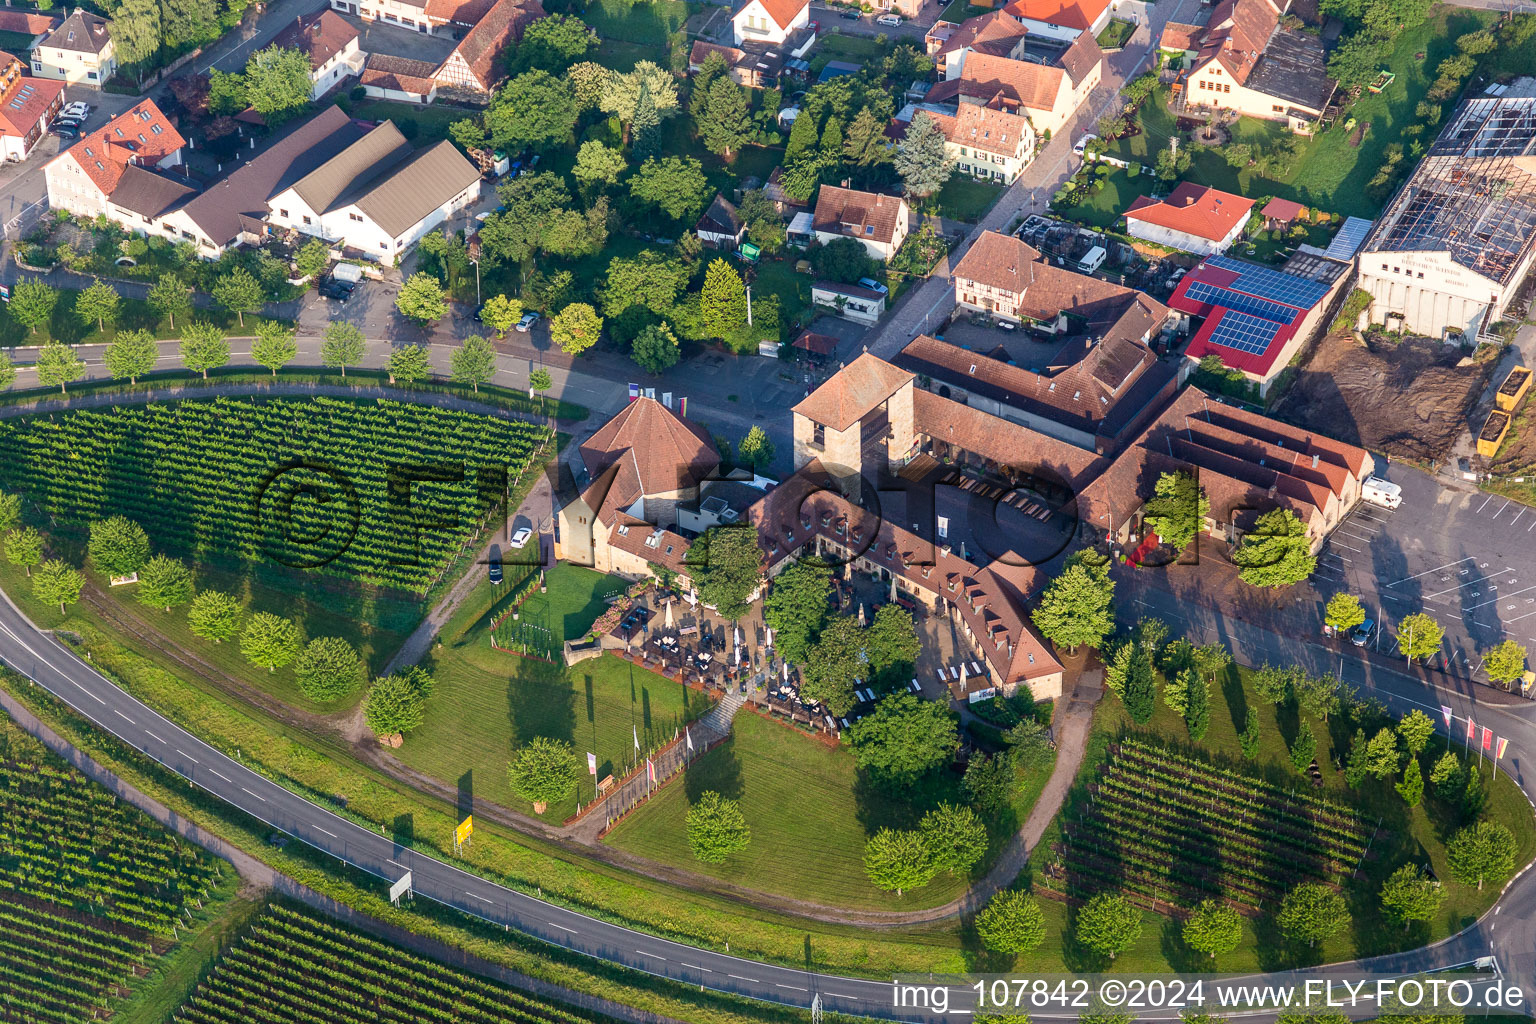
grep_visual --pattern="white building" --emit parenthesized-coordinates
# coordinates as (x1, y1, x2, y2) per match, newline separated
(812, 185, 911, 261)
(271, 10, 365, 101)
(1001, 0, 1110, 45)
(731, 0, 810, 47)
(811, 281, 886, 325)
(913, 104, 1036, 184)
(1123, 182, 1254, 256)
(1357, 78, 1536, 338)
(45, 100, 187, 220)
(31, 8, 115, 88)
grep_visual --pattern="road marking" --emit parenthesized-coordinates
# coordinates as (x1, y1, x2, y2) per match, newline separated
(681, 963, 711, 972)
(209, 769, 230, 783)
(73, 681, 106, 705)
(177, 749, 199, 764)
(636, 950, 666, 959)
(144, 730, 164, 743)
(1513, 509, 1526, 527)
(728, 974, 759, 982)
(315, 826, 336, 838)
(777, 983, 808, 992)
(240, 787, 266, 802)
(1476, 494, 1494, 513)
(1464, 583, 1536, 611)
(112, 708, 134, 724)
(1333, 542, 1362, 552)
(1385, 557, 1473, 588)
(465, 891, 494, 904)
(1494, 499, 1512, 519)
(386, 858, 406, 869)
(1500, 609, 1536, 626)
(1337, 530, 1375, 544)
(1343, 521, 1381, 535)
(547, 921, 573, 931)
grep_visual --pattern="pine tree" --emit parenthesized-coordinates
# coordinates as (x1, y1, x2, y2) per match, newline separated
(1396, 756, 1424, 806)
(699, 258, 747, 338)
(697, 77, 752, 157)
(1289, 720, 1316, 773)
(631, 79, 661, 160)
(894, 112, 953, 198)
(785, 110, 819, 162)
(1182, 668, 1209, 740)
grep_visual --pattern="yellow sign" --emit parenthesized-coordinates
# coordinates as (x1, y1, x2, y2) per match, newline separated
(455, 816, 473, 846)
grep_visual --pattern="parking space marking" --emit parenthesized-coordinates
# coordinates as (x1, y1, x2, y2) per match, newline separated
(1333, 542, 1363, 553)
(1476, 495, 1495, 514)
(1513, 509, 1526, 527)
(1501, 608, 1536, 627)
(1342, 520, 1381, 535)
(1386, 558, 1475, 588)
(1354, 508, 1392, 524)
(1337, 530, 1376, 544)
(1465, 583, 1536, 611)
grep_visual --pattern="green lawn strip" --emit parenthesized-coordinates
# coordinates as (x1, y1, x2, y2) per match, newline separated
(1006, 662, 1536, 973)
(605, 709, 1056, 912)
(112, 888, 266, 1024)
(596, 38, 665, 71)
(0, 296, 289, 347)
(1096, 17, 1135, 48)
(27, 611, 973, 975)
(0, 686, 820, 1024)
(583, 0, 689, 46)
(934, 176, 1009, 222)
(938, 0, 991, 21)
(336, 97, 466, 144)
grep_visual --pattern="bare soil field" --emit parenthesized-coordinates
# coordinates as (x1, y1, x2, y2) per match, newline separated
(1271, 331, 1493, 463)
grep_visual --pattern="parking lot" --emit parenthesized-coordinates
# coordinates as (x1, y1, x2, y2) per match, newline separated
(1313, 465, 1536, 681)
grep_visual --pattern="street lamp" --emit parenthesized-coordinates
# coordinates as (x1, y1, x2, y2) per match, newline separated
(468, 256, 481, 307)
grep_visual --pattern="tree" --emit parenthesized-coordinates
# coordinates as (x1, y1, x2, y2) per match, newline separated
(0, 494, 19, 537)
(1183, 667, 1210, 740)
(507, 736, 582, 813)
(895, 112, 953, 198)
(1327, 34, 1391, 88)
(6, 527, 43, 577)
(1396, 756, 1424, 807)
(1277, 883, 1347, 947)
(448, 334, 497, 393)
(976, 890, 1045, 954)
(1398, 612, 1442, 664)
(1234, 508, 1315, 588)
(294, 636, 362, 700)
(148, 274, 193, 330)
(487, 69, 579, 151)
(179, 322, 229, 379)
(631, 322, 680, 375)
(396, 273, 448, 326)
(0, 352, 15, 392)
(296, 239, 330, 282)
(572, 140, 628, 194)
(811, 236, 875, 284)
(89, 516, 150, 579)
(699, 258, 747, 338)
(387, 344, 432, 385)
(692, 525, 763, 620)
(738, 189, 786, 253)
(104, 328, 159, 383)
(363, 668, 435, 739)
(550, 303, 603, 356)
(240, 612, 303, 672)
(1430, 750, 1465, 800)
(844, 106, 893, 169)
(1142, 470, 1208, 552)
(1379, 864, 1443, 931)
(1289, 720, 1316, 773)
(243, 46, 314, 119)
(601, 251, 689, 317)
(162, 0, 219, 51)
(478, 173, 573, 265)
(1239, 706, 1261, 758)
(33, 559, 83, 613)
(920, 802, 986, 876)
(1182, 899, 1242, 959)
(1252, 663, 1298, 704)
(512, 13, 595, 72)
(207, 69, 248, 115)
(9, 280, 57, 335)
(565, 61, 610, 111)
(479, 294, 523, 338)
(1075, 892, 1142, 961)
(801, 614, 866, 715)
(849, 693, 958, 789)
(685, 790, 752, 862)
(211, 266, 264, 326)
(188, 589, 243, 643)
(697, 76, 752, 157)
(1104, 639, 1157, 723)
(863, 828, 937, 896)
(34, 341, 85, 392)
(629, 156, 710, 222)
(251, 319, 298, 376)
(763, 561, 831, 665)
(867, 601, 920, 678)
(1364, 727, 1402, 779)
(1325, 592, 1366, 635)
(320, 321, 366, 377)
(1031, 551, 1115, 653)
(529, 368, 552, 395)
(110, 0, 162, 74)
(737, 425, 776, 473)
(1395, 708, 1434, 756)
(963, 752, 1015, 814)
(75, 280, 121, 332)
(630, 78, 661, 159)
(599, 61, 678, 136)
(136, 555, 192, 611)
(1447, 821, 1517, 890)
(1483, 638, 1527, 688)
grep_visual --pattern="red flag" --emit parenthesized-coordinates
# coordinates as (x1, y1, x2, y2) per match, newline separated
(1482, 727, 1494, 752)
(646, 757, 656, 783)
(1466, 717, 1476, 741)
(1496, 737, 1509, 759)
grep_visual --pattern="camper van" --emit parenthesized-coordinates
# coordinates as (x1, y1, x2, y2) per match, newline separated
(1077, 245, 1107, 275)
(1361, 477, 1402, 510)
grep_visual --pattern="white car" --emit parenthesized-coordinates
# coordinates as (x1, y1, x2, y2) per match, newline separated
(61, 101, 90, 121)
(510, 526, 533, 548)
(515, 311, 541, 333)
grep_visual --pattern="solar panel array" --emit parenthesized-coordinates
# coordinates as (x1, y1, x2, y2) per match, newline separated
(1206, 311, 1281, 355)
(1206, 254, 1330, 308)
(1183, 281, 1302, 325)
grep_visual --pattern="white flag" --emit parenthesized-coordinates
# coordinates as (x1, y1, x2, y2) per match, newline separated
(633, 724, 640, 751)
(686, 728, 694, 752)
(587, 752, 597, 775)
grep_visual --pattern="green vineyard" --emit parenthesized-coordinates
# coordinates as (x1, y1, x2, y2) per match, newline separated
(1042, 739, 1372, 914)
(0, 397, 551, 594)
(0, 757, 223, 1022)
(177, 904, 614, 1024)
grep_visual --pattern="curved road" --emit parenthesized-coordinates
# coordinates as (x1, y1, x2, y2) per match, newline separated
(5, 571, 1536, 1020)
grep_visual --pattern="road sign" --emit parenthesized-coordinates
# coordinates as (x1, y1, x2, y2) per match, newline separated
(389, 871, 412, 904)
(455, 815, 473, 849)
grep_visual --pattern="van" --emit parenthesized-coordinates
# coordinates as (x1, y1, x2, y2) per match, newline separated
(876, 12, 902, 25)
(1361, 476, 1402, 510)
(1077, 245, 1107, 274)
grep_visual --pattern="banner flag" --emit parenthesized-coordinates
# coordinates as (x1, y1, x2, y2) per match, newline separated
(627, 383, 639, 401)
(686, 728, 694, 752)
(646, 758, 656, 783)
(633, 724, 640, 751)
(1496, 737, 1509, 759)
(1440, 705, 1453, 728)
(1466, 717, 1476, 741)
(1483, 727, 1494, 751)
(679, 396, 688, 416)
(587, 752, 597, 775)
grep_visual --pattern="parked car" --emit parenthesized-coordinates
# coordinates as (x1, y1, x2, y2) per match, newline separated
(488, 554, 503, 585)
(876, 13, 901, 25)
(510, 526, 533, 549)
(857, 277, 889, 295)
(61, 101, 90, 120)
(1352, 618, 1377, 647)
(515, 311, 541, 333)
(318, 277, 354, 302)
(840, 8, 859, 17)
(53, 116, 82, 128)
(52, 124, 80, 139)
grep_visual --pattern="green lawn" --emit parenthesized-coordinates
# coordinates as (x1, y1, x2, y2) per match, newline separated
(396, 565, 707, 819)
(1096, 17, 1135, 49)
(1054, 166, 1148, 229)
(605, 708, 1056, 911)
(596, 38, 665, 71)
(938, 0, 993, 21)
(1010, 661, 1536, 972)
(583, 0, 690, 45)
(1100, 9, 1494, 219)
(0, 293, 285, 347)
(934, 176, 1008, 222)
(336, 97, 466, 144)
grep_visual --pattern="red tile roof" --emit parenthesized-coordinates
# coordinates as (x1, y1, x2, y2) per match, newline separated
(272, 10, 359, 71)
(812, 184, 909, 248)
(60, 99, 184, 198)
(1124, 182, 1254, 243)
(360, 53, 439, 96)
(1002, 0, 1108, 31)
(579, 396, 720, 500)
(792, 352, 914, 431)
(1261, 197, 1304, 221)
(930, 51, 1065, 114)
(0, 10, 58, 36)
(0, 64, 63, 141)
(936, 10, 1028, 57)
(448, 0, 543, 90)
(738, 0, 809, 31)
(922, 103, 1033, 158)
(423, 0, 500, 22)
